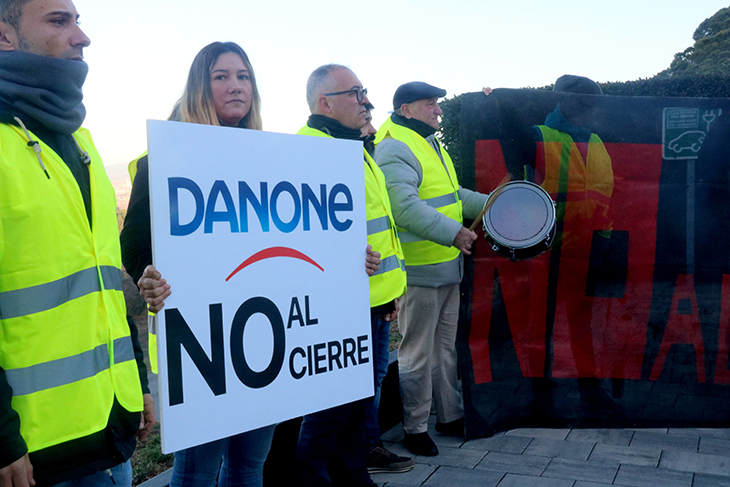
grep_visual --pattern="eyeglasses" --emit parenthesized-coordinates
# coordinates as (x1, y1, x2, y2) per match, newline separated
(324, 87, 368, 103)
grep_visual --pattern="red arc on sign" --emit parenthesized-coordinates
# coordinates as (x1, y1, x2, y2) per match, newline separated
(225, 246, 325, 281)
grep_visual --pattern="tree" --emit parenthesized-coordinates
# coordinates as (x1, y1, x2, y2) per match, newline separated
(658, 6, 730, 78)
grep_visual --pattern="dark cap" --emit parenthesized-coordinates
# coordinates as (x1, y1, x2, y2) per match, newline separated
(393, 81, 447, 110)
(553, 75, 603, 95)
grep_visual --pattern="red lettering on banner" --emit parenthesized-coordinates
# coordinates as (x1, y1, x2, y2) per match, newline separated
(469, 140, 507, 384)
(470, 262, 493, 384)
(470, 141, 550, 382)
(650, 274, 706, 382)
(470, 141, 661, 383)
(714, 274, 730, 384)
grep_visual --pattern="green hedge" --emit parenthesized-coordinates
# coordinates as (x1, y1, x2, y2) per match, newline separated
(600, 74, 730, 98)
(438, 75, 730, 174)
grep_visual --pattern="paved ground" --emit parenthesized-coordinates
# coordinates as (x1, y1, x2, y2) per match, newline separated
(372, 420, 730, 486)
(146, 375, 730, 487)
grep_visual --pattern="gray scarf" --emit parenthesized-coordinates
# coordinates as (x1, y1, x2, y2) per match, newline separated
(0, 50, 87, 134)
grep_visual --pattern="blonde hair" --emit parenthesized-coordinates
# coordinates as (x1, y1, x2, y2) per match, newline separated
(180, 42, 262, 130)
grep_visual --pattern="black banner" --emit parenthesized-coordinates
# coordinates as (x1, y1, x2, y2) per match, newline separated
(457, 89, 730, 437)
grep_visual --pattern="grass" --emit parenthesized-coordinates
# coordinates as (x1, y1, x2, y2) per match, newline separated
(131, 424, 174, 486)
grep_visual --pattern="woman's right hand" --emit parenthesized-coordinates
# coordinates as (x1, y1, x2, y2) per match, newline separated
(137, 265, 171, 313)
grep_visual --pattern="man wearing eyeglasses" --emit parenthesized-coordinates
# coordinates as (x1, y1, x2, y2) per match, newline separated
(374, 82, 488, 456)
(295, 64, 412, 486)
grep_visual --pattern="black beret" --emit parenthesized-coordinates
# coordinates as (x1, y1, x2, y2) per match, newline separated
(553, 75, 603, 95)
(393, 81, 447, 110)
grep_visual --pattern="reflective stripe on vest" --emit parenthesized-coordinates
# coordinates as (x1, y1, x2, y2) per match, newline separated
(0, 266, 122, 320)
(374, 118, 462, 266)
(296, 125, 407, 307)
(367, 215, 391, 235)
(0, 124, 143, 452)
(371, 253, 406, 276)
(6, 336, 135, 396)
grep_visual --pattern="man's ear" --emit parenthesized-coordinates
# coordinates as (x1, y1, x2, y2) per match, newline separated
(317, 95, 332, 115)
(400, 103, 412, 119)
(0, 21, 18, 52)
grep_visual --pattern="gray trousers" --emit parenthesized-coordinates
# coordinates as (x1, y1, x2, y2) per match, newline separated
(397, 283, 464, 434)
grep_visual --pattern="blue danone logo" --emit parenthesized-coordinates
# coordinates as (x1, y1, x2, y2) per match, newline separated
(168, 178, 354, 235)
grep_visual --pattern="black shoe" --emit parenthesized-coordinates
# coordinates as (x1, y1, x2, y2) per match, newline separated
(434, 417, 464, 436)
(367, 445, 416, 473)
(403, 432, 438, 456)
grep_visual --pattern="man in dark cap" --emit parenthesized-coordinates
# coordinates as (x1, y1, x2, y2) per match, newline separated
(374, 82, 488, 456)
(499, 74, 622, 418)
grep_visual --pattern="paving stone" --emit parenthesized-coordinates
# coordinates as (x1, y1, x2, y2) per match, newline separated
(667, 428, 730, 439)
(425, 422, 467, 449)
(422, 466, 503, 486)
(411, 445, 485, 468)
(382, 424, 406, 442)
(681, 428, 730, 440)
(698, 436, 730, 456)
(461, 434, 531, 454)
(377, 428, 730, 487)
(505, 428, 570, 440)
(587, 443, 660, 467)
(659, 450, 730, 476)
(430, 433, 466, 449)
(524, 437, 595, 461)
(475, 451, 550, 476)
(541, 458, 618, 483)
(693, 472, 730, 487)
(370, 463, 437, 486)
(613, 463, 693, 487)
(630, 431, 699, 452)
(495, 473, 574, 487)
(565, 428, 633, 446)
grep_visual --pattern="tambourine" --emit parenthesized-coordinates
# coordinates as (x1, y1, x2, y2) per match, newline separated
(477, 180, 556, 261)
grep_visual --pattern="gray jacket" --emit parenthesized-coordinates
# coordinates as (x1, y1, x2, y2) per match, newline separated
(375, 134, 488, 287)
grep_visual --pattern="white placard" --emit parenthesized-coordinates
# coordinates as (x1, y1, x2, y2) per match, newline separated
(147, 120, 372, 453)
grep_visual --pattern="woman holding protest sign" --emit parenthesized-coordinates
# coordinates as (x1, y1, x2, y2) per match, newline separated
(121, 41, 273, 487)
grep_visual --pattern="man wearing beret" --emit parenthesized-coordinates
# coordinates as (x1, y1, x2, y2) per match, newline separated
(374, 82, 487, 456)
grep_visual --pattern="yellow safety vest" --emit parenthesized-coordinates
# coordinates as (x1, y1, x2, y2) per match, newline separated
(0, 124, 143, 453)
(535, 125, 613, 248)
(374, 118, 463, 266)
(126, 152, 159, 374)
(127, 151, 147, 184)
(297, 125, 406, 307)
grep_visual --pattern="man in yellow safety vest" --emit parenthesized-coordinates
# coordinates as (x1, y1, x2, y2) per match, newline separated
(374, 82, 488, 456)
(0, 1, 154, 485)
(295, 64, 412, 486)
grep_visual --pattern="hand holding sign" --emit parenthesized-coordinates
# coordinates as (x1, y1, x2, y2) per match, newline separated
(138, 265, 171, 313)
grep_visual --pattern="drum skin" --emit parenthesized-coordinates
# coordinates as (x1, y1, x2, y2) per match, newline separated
(482, 180, 556, 261)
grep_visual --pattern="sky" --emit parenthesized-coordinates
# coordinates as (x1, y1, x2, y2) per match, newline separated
(71, 0, 730, 168)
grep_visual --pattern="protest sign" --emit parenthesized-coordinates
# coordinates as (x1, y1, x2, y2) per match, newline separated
(147, 120, 372, 452)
